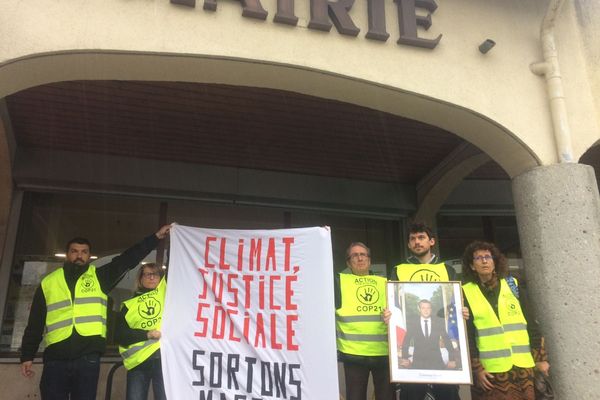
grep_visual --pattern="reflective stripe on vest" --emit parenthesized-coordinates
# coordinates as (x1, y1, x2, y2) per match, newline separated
(41, 265, 107, 346)
(119, 278, 166, 370)
(463, 279, 535, 373)
(395, 263, 449, 282)
(335, 273, 388, 356)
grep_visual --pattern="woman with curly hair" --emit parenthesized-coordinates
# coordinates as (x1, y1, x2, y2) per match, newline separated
(461, 241, 549, 400)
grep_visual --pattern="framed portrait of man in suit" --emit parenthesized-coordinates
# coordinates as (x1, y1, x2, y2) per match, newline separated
(387, 281, 472, 384)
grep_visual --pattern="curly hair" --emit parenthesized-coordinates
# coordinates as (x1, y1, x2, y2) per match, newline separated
(461, 241, 508, 283)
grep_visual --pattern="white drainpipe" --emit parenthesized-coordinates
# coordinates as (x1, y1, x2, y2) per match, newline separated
(530, 0, 574, 163)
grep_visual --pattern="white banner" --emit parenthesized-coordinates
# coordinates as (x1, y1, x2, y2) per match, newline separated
(162, 225, 339, 399)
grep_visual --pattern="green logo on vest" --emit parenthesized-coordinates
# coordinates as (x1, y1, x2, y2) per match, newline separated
(410, 268, 442, 282)
(80, 275, 96, 292)
(138, 297, 162, 320)
(356, 285, 380, 305)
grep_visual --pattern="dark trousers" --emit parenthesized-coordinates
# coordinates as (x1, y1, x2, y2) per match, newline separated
(126, 356, 167, 400)
(343, 361, 395, 400)
(39, 353, 101, 400)
(399, 383, 460, 400)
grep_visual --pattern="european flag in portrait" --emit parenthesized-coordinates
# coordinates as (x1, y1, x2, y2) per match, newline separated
(447, 300, 459, 342)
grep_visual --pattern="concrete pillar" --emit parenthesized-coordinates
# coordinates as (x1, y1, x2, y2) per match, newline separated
(513, 163, 600, 399)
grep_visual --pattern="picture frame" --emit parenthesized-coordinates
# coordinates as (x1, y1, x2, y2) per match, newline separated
(386, 281, 472, 384)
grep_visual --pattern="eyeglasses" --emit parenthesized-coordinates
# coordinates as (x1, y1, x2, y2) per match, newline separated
(348, 252, 370, 260)
(143, 272, 160, 278)
(473, 255, 493, 262)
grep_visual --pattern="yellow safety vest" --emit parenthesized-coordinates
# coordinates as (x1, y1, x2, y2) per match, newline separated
(395, 262, 449, 282)
(41, 265, 107, 346)
(336, 273, 388, 356)
(119, 278, 166, 370)
(463, 279, 535, 373)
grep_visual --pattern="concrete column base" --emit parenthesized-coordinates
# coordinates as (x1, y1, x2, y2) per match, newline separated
(513, 163, 600, 399)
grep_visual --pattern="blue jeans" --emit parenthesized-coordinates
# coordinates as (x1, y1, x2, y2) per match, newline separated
(126, 356, 166, 400)
(39, 353, 101, 400)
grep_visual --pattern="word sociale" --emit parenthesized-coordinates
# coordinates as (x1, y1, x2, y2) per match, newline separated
(170, 0, 442, 49)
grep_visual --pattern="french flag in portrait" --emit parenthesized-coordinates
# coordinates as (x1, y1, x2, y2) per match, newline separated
(392, 306, 407, 348)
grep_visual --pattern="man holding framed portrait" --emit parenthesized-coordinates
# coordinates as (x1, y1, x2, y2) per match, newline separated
(389, 222, 467, 400)
(387, 282, 471, 399)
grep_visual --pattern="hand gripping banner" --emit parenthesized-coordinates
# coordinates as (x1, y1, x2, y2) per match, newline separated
(161, 225, 339, 399)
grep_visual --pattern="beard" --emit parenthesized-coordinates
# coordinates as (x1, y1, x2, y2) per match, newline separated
(410, 247, 430, 257)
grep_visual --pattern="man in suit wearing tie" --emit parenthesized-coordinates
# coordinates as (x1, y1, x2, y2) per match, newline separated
(400, 299, 456, 370)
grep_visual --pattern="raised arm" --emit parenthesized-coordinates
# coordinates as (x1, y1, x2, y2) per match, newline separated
(97, 224, 172, 292)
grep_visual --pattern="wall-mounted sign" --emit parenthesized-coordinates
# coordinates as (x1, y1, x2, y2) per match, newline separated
(171, 0, 441, 49)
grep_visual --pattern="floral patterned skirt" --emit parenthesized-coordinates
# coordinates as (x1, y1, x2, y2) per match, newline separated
(471, 366, 534, 400)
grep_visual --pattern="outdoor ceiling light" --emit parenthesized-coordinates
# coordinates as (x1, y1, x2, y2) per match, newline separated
(479, 39, 496, 54)
(54, 253, 97, 259)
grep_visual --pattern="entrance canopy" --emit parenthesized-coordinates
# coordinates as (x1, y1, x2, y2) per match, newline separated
(6, 80, 508, 189)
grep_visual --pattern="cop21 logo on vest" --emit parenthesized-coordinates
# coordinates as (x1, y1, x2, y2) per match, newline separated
(170, 0, 442, 49)
(136, 293, 163, 329)
(138, 296, 162, 320)
(504, 294, 519, 317)
(356, 285, 380, 306)
(80, 274, 97, 293)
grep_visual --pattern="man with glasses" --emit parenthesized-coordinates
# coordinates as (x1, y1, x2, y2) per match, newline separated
(393, 222, 461, 400)
(20, 224, 172, 400)
(335, 242, 394, 400)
